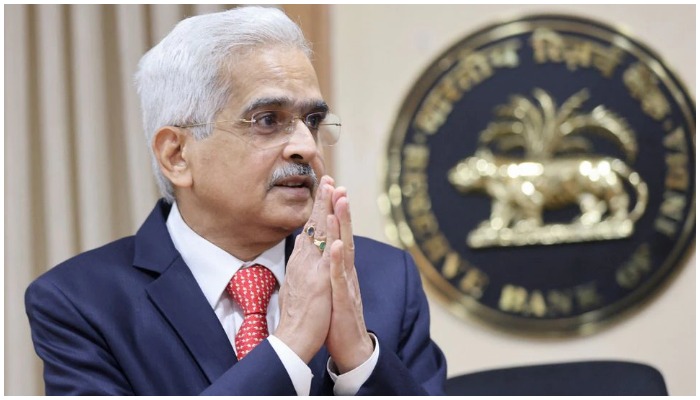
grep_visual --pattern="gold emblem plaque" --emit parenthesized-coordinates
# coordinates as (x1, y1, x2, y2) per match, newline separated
(382, 14, 695, 335)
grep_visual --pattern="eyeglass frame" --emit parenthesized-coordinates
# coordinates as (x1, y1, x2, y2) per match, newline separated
(174, 109, 342, 148)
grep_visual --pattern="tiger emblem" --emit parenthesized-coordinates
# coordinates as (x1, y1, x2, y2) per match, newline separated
(448, 150, 648, 245)
(447, 88, 649, 247)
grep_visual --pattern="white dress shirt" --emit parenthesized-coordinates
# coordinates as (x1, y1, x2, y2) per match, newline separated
(166, 202, 378, 395)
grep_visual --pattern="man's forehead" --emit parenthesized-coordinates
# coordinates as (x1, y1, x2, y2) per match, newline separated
(243, 96, 329, 115)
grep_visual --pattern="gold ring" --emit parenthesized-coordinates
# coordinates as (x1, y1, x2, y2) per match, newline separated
(313, 238, 326, 251)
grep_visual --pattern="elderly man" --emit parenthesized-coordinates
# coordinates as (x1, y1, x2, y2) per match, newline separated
(25, 6, 446, 395)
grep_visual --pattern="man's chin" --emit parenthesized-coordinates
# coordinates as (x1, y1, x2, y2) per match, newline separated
(273, 203, 312, 230)
(269, 185, 313, 202)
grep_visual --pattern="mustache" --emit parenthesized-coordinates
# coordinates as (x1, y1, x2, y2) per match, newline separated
(268, 163, 318, 189)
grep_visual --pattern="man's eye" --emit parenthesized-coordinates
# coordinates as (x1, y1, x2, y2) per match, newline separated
(255, 112, 280, 128)
(305, 113, 325, 129)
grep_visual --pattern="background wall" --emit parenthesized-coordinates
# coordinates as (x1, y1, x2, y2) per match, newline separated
(330, 4, 695, 395)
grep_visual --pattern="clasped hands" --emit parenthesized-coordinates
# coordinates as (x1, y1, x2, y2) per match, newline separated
(275, 176, 374, 374)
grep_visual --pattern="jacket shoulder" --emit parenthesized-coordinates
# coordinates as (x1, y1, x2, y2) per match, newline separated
(352, 235, 421, 286)
(27, 236, 138, 293)
(354, 235, 405, 256)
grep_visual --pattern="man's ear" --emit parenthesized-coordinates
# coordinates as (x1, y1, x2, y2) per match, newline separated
(152, 127, 193, 189)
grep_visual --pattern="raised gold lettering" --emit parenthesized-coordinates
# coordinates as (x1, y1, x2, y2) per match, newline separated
(547, 290, 573, 316)
(651, 125, 689, 237)
(574, 283, 603, 311)
(410, 213, 439, 237)
(623, 63, 670, 120)
(665, 153, 689, 191)
(414, 94, 452, 134)
(437, 77, 462, 102)
(402, 144, 430, 170)
(406, 192, 432, 215)
(500, 285, 587, 317)
(498, 285, 547, 317)
(659, 190, 685, 222)
(531, 28, 563, 63)
(441, 252, 460, 279)
(616, 244, 651, 289)
(663, 127, 689, 191)
(413, 40, 522, 135)
(528, 290, 547, 317)
(422, 234, 450, 263)
(499, 284, 528, 313)
(663, 127, 686, 151)
(459, 267, 489, 299)
(487, 39, 521, 67)
(654, 216, 677, 238)
(531, 28, 622, 77)
(455, 53, 492, 91)
(401, 171, 427, 198)
(564, 41, 592, 70)
(591, 46, 623, 78)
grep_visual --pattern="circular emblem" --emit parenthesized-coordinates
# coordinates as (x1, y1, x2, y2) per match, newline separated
(382, 14, 695, 335)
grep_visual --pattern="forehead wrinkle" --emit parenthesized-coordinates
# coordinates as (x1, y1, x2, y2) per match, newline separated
(243, 96, 329, 115)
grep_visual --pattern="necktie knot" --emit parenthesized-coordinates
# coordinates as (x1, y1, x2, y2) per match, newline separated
(227, 264, 276, 315)
(226, 264, 277, 360)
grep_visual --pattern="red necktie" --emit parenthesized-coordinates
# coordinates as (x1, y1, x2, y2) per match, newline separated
(226, 264, 277, 360)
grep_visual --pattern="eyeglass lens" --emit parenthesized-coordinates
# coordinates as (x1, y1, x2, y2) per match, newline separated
(247, 110, 340, 148)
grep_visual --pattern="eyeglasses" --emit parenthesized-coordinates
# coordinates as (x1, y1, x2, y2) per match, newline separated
(176, 109, 341, 149)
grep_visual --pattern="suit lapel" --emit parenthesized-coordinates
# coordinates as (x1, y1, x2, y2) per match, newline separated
(146, 257, 236, 383)
(134, 201, 236, 384)
(135, 204, 330, 390)
(284, 230, 298, 264)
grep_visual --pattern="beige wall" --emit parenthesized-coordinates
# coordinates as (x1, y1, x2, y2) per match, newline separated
(330, 4, 695, 395)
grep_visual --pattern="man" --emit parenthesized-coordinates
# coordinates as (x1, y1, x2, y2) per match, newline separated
(25, 6, 446, 395)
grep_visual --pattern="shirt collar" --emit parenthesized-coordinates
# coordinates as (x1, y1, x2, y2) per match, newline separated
(165, 202, 286, 309)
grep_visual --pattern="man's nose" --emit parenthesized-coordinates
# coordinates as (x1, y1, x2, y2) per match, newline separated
(282, 120, 319, 161)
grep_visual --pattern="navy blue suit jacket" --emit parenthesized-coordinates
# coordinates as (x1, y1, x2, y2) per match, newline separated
(25, 201, 447, 395)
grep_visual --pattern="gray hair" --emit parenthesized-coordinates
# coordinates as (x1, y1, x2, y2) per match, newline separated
(134, 6, 312, 203)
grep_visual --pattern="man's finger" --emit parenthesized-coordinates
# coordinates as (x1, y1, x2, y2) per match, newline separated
(326, 214, 340, 260)
(331, 186, 347, 209)
(304, 176, 334, 241)
(329, 239, 346, 293)
(334, 195, 355, 271)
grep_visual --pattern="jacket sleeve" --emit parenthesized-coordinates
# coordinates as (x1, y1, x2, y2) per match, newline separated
(201, 341, 297, 396)
(25, 279, 135, 395)
(357, 251, 447, 395)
